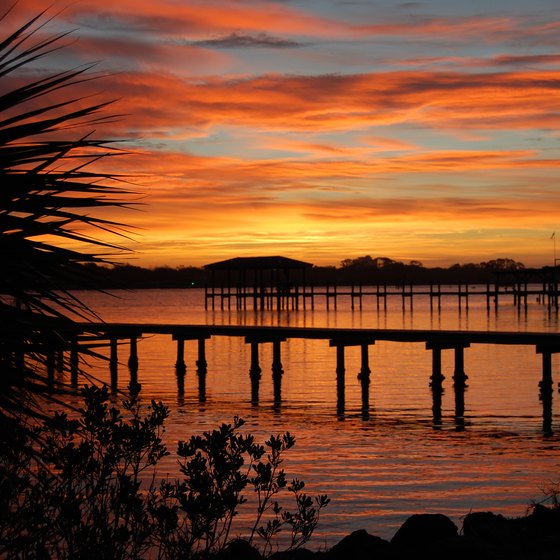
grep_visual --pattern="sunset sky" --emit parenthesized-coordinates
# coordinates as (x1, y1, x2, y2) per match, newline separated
(10, 0, 560, 268)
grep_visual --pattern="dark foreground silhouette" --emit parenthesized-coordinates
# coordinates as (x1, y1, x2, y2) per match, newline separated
(218, 508, 560, 560)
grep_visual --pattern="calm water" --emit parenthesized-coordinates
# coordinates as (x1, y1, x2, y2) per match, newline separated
(65, 288, 560, 545)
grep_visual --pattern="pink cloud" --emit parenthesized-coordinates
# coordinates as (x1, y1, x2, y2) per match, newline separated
(59, 69, 558, 141)
(354, 16, 518, 40)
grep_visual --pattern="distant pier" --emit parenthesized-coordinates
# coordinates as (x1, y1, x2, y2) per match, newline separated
(36, 323, 560, 434)
(203, 256, 560, 312)
(204, 282, 560, 312)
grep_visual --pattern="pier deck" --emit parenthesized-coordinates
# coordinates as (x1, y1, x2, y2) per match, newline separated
(80, 322, 560, 347)
(37, 323, 560, 432)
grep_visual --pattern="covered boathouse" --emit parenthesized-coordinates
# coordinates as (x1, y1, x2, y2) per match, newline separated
(204, 256, 314, 310)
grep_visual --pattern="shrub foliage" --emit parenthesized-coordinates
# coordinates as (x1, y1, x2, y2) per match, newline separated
(0, 386, 329, 559)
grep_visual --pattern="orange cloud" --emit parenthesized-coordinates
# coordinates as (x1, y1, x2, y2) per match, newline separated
(93, 147, 560, 223)
(79, 69, 560, 138)
(66, 35, 230, 74)
(16, 0, 344, 39)
(360, 136, 419, 151)
(7, 2, 560, 268)
(354, 16, 519, 40)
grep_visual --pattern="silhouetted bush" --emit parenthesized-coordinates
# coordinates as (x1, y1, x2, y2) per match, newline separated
(0, 385, 329, 559)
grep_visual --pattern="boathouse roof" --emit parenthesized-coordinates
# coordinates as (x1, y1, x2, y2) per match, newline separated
(204, 256, 313, 270)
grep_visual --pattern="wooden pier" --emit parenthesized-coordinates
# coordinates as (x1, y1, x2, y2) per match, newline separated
(41, 323, 560, 432)
(203, 256, 559, 312)
(205, 282, 560, 312)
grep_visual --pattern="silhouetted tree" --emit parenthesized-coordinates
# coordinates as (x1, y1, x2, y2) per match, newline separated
(0, 7, 133, 438)
(480, 258, 525, 271)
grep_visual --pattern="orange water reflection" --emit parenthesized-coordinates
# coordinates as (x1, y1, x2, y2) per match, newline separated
(63, 288, 560, 543)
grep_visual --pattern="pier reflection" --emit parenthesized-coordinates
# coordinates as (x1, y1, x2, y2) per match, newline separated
(248, 340, 262, 405)
(176, 368, 185, 402)
(539, 349, 554, 435)
(335, 345, 345, 418)
(430, 376, 468, 430)
(454, 383, 466, 431)
(360, 374, 370, 421)
(431, 384, 443, 428)
(541, 388, 552, 436)
(272, 339, 283, 406)
(358, 343, 371, 420)
(173, 336, 208, 403)
(198, 371, 207, 403)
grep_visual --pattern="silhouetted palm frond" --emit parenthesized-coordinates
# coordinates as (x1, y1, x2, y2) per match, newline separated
(0, 6, 135, 432)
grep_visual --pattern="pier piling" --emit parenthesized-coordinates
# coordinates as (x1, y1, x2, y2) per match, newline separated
(175, 337, 186, 375)
(196, 338, 208, 373)
(127, 335, 140, 391)
(358, 343, 372, 380)
(427, 345, 444, 387)
(206, 280, 560, 312)
(330, 336, 375, 416)
(109, 337, 118, 391)
(248, 341, 260, 374)
(334, 343, 345, 415)
(128, 336, 139, 374)
(272, 339, 284, 404)
(246, 339, 262, 404)
(453, 345, 469, 388)
(536, 345, 558, 433)
(358, 343, 372, 418)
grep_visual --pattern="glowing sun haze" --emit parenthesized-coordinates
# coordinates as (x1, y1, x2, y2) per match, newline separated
(10, 0, 560, 268)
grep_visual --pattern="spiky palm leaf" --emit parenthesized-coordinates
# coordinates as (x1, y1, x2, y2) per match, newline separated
(0, 6, 135, 429)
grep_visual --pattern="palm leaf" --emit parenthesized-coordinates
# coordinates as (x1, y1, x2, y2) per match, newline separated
(0, 8, 136, 433)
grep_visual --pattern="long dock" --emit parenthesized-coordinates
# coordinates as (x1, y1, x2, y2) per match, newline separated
(204, 282, 560, 312)
(46, 323, 559, 432)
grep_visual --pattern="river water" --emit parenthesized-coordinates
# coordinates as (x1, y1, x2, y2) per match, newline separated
(66, 287, 560, 546)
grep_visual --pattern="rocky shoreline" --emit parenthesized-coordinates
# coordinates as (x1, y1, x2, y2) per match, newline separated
(218, 505, 560, 559)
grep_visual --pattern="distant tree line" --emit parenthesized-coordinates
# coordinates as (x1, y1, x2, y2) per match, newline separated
(332, 256, 528, 286)
(63, 256, 553, 290)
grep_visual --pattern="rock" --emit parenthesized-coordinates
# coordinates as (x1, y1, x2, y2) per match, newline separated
(463, 511, 513, 545)
(511, 505, 560, 558)
(462, 508, 560, 559)
(269, 548, 316, 560)
(391, 513, 458, 548)
(463, 510, 545, 558)
(215, 538, 263, 560)
(223, 507, 560, 560)
(523, 504, 560, 537)
(326, 529, 391, 559)
(433, 535, 508, 560)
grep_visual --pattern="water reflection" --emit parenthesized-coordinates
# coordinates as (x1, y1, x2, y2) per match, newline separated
(176, 369, 185, 398)
(69, 287, 560, 546)
(454, 383, 466, 431)
(198, 371, 207, 403)
(540, 350, 554, 435)
(431, 384, 443, 429)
